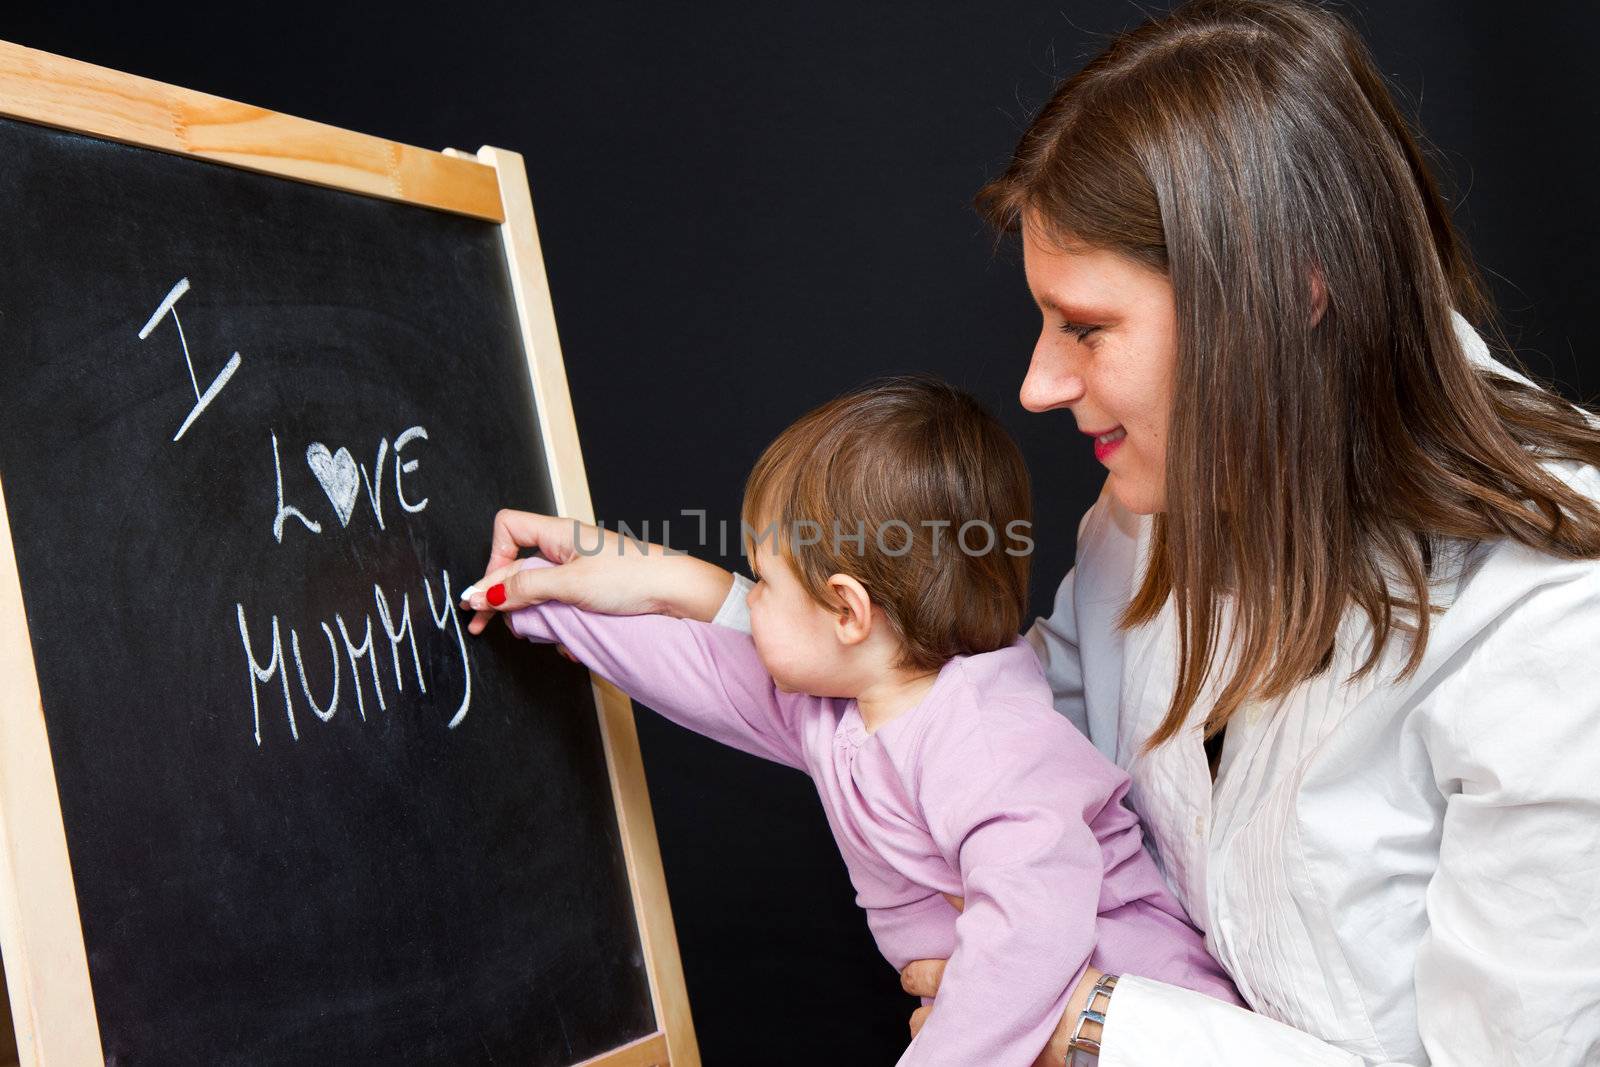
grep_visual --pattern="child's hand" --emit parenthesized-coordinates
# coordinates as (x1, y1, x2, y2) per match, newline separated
(901, 951, 1105, 1065)
(460, 509, 735, 634)
(459, 510, 668, 630)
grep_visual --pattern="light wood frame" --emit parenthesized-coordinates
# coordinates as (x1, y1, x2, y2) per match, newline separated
(0, 39, 697, 1067)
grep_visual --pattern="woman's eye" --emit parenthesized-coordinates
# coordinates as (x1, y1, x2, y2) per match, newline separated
(1058, 322, 1100, 342)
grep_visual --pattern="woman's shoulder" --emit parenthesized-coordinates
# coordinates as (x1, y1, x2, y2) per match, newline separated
(1448, 518, 1600, 647)
(1407, 555, 1600, 819)
(1440, 305, 1600, 646)
(1412, 466, 1600, 746)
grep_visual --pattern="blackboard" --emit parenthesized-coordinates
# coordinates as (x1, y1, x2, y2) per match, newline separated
(0, 48, 689, 1067)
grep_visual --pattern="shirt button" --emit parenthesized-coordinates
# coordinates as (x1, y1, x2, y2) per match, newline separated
(1194, 815, 1207, 834)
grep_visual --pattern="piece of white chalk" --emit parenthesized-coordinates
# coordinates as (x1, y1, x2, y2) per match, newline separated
(459, 583, 480, 602)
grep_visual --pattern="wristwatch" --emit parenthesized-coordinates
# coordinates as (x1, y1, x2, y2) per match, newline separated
(1067, 973, 1119, 1064)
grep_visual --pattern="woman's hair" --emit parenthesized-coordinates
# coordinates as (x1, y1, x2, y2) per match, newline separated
(977, 0, 1600, 750)
(741, 376, 1032, 672)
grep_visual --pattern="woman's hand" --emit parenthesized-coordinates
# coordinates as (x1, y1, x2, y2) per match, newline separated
(460, 509, 735, 633)
(899, 907, 1106, 1067)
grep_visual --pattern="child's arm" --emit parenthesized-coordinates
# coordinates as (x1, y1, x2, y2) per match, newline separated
(900, 704, 1126, 1067)
(505, 556, 809, 770)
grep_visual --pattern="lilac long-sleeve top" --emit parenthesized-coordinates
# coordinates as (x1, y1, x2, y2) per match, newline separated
(508, 556, 1240, 1065)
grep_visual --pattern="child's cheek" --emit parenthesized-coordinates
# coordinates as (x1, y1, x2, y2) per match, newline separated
(749, 621, 779, 676)
(757, 639, 798, 693)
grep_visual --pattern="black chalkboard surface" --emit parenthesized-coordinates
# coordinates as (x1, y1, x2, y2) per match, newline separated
(0, 113, 657, 1064)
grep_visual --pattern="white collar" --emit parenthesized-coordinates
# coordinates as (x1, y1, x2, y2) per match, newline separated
(1449, 307, 1536, 389)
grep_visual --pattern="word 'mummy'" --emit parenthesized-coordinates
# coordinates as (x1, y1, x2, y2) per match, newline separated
(236, 569, 472, 746)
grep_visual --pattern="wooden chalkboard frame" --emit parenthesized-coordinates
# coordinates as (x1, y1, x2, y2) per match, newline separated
(0, 39, 698, 1067)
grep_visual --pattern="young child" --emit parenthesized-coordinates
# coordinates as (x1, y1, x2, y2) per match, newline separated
(476, 377, 1239, 1064)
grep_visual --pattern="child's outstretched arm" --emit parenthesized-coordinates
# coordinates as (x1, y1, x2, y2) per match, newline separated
(899, 703, 1126, 1067)
(504, 556, 810, 771)
(463, 509, 737, 636)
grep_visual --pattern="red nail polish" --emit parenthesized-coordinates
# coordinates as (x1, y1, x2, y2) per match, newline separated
(486, 583, 507, 607)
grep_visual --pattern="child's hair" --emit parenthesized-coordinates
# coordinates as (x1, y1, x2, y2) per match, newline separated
(741, 375, 1032, 671)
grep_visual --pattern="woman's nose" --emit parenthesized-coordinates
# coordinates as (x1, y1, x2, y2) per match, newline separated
(1019, 341, 1086, 413)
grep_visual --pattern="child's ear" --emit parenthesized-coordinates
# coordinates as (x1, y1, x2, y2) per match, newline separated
(826, 574, 874, 646)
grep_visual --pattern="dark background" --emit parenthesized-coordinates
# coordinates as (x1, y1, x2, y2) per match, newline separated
(5, 2, 1596, 1062)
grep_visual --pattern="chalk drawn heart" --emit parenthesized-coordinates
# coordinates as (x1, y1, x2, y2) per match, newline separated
(306, 443, 360, 527)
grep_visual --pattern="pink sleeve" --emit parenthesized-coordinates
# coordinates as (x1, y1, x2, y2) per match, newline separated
(898, 705, 1118, 1067)
(505, 557, 810, 770)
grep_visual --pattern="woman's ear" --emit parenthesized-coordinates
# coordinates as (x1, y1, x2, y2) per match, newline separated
(1309, 265, 1328, 326)
(826, 574, 874, 646)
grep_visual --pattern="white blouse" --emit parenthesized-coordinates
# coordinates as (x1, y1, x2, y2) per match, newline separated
(711, 312, 1600, 1064)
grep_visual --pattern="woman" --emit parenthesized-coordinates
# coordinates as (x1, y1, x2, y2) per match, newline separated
(469, 0, 1600, 1062)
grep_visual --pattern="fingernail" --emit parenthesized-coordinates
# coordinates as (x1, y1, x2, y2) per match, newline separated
(486, 583, 507, 607)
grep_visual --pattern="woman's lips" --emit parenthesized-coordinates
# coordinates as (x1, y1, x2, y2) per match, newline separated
(1086, 425, 1126, 463)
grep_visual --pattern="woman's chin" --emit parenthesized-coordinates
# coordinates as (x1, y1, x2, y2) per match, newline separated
(1108, 474, 1165, 516)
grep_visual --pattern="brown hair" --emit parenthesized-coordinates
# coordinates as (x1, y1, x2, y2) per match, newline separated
(977, 0, 1600, 749)
(741, 376, 1032, 672)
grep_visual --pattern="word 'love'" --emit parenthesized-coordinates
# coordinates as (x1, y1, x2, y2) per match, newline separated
(271, 427, 430, 542)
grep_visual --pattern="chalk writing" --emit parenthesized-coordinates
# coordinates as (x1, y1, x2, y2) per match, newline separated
(307, 444, 361, 527)
(362, 439, 390, 531)
(137, 277, 242, 442)
(423, 571, 471, 729)
(272, 431, 322, 543)
(241, 422, 461, 744)
(292, 622, 341, 724)
(236, 570, 472, 746)
(133, 276, 466, 747)
(395, 426, 430, 514)
(270, 429, 430, 540)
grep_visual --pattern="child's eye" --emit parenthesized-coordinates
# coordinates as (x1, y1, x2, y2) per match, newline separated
(1058, 321, 1100, 342)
